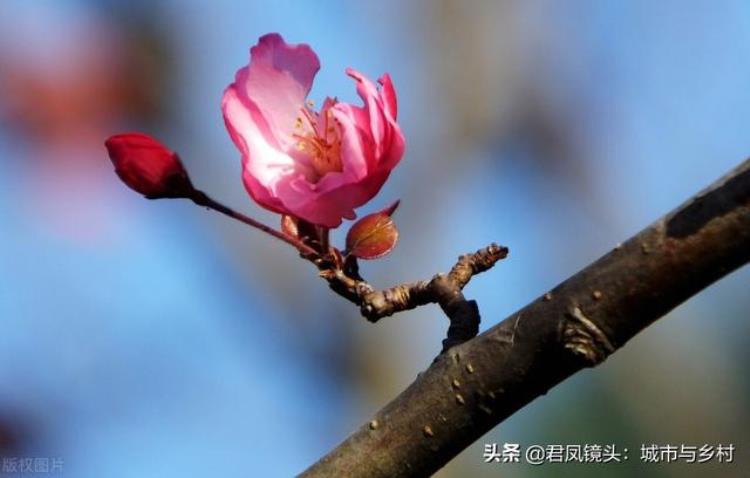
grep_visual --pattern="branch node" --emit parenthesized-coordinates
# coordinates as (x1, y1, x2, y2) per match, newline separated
(562, 306, 615, 365)
(320, 243, 507, 348)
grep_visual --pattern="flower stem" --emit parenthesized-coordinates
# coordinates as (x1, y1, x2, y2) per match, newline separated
(190, 190, 318, 257)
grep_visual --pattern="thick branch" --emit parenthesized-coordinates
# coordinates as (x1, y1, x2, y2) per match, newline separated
(300, 158, 750, 477)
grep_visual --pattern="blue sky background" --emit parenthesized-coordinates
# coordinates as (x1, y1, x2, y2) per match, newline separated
(1, 1, 748, 477)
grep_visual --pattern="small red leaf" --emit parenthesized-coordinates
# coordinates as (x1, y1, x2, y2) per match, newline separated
(346, 201, 400, 260)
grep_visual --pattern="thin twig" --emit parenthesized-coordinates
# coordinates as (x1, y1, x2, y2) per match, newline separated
(188, 186, 508, 352)
(319, 244, 508, 351)
(189, 190, 319, 257)
(320, 244, 508, 320)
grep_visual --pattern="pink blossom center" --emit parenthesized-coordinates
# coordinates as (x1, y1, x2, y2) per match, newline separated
(291, 99, 343, 183)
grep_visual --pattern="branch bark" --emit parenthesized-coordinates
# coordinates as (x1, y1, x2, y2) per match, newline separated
(300, 158, 750, 477)
(321, 244, 508, 352)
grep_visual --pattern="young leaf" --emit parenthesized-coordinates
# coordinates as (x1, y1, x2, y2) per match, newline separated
(346, 201, 400, 260)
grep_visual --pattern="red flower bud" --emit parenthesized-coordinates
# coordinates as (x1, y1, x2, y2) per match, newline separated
(105, 132, 194, 199)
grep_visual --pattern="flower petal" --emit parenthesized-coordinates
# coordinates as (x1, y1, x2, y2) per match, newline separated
(237, 33, 320, 147)
(222, 84, 293, 213)
(377, 114, 405, 172)
(329, 104, 372, 177)
(378, 73, 398, 120)
(339, 69, 405, 174)
(274, 168, 391, 227)
(345, 68, 387, 155)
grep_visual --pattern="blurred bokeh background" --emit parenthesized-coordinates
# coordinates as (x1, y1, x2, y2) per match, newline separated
(1, 1, 748, 476)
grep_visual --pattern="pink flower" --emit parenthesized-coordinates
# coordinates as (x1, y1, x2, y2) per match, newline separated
(105, 133, 194, 199)
(222, 33, 405, 228)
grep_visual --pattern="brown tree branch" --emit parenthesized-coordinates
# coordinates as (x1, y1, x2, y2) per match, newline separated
(300, 157, 750, 477)
(319, 244, 508, 351)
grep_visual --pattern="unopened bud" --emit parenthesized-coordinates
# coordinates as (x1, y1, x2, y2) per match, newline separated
(105, 132, 194, 199)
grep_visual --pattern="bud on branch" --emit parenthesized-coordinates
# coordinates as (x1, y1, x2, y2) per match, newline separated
(105, 133, 194, 199)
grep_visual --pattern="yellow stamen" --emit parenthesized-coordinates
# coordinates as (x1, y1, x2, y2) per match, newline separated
(292, 103, 342, 181)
